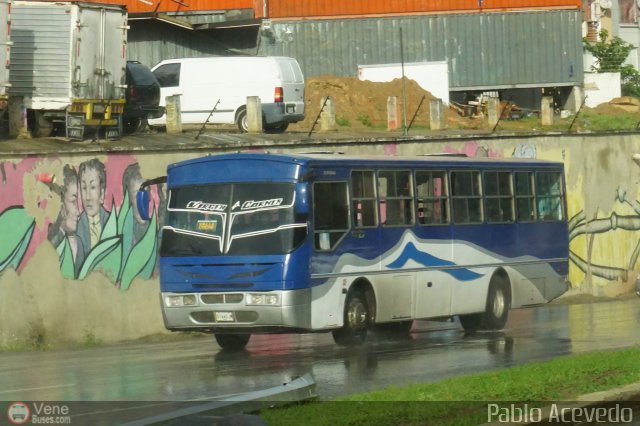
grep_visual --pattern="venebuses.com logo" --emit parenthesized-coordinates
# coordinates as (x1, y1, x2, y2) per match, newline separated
(7, 402, 30, 424)
(6, 402, 71, 424)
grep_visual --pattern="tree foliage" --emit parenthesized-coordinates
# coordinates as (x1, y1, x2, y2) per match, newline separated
(583, 29, 640, 97)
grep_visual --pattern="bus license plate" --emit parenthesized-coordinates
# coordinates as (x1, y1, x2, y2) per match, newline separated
(214, 312, 234, 322)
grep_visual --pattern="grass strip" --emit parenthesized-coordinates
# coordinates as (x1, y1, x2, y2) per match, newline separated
(260, 347, 640, 426)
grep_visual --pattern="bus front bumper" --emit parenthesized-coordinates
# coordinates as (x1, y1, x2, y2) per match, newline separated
(160, 288, 312, 332)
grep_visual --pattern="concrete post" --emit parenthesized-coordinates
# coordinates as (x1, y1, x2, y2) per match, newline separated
(541, 96, 554, 126)
(387, 96, 399, 130)
(320, 96, 336, 132)
(8, 97, 30, 139)
(429, 98, 446, 130)
(246, 96, 262, 133)
(564, 85, 584, 114)
(165, 95, 182, 134)
(486, 97, 500, 128)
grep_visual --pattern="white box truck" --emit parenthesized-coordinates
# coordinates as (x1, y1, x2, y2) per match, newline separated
(10, 1, 128, 139)
(149, 56, 305, 133)
(0, 0, 11, 115)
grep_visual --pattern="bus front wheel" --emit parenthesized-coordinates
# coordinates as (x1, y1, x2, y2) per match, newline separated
(459, 275, 511, 332)
(214, 333, 251, 350)
(332, 290, 370, 346)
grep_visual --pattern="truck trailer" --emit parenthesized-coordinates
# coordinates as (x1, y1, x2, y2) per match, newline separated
(9, 1, 127, 139)
(0, 0, 10, 119)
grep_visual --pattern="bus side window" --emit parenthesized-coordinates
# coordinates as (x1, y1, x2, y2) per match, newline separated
(515, 171, 536, 222)
(313, 181, 349, 251)
(535, 171, 565, 221)
(351, 170, 377, 228)
(378, 170, 414, 226)
(416, 170, 449, 225)
(484, 170, 514, 223)
(451, 170, 483, 224)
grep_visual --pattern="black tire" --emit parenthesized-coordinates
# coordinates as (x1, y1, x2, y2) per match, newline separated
(236, 108, 248, 133)
(460, 275, 511, 332)
(332, 290, 370, 346)
(265, 122, 288, 133)
(123, 117, 147, 135)
(214, 333, 251, 350)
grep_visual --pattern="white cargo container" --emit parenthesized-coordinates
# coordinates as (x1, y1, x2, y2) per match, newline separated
(357, 61, 450, 105)
(0, 0, 10, 108)
(9, 1, 127, 139)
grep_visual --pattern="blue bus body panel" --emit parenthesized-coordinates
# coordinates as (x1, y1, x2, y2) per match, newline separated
(167, 154, 305, 187)
(160, 241, 313, 293)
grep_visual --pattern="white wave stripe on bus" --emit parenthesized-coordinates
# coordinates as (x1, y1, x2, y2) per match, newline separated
(332, 230, 545, 277)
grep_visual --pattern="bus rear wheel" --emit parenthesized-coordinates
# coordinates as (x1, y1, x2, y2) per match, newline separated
(459, 275, 510, 332)
(214, 333, 251, 350)
(332, 290, 369, 346)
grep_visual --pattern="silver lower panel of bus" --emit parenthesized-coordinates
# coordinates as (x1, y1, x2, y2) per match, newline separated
(160, 288, 313, 332)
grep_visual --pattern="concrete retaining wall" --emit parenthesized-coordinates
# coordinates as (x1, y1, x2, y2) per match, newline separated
(1, 133, 638, 346)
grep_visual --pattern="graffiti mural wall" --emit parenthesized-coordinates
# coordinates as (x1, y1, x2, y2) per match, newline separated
(440, 138, 640, 296)
(0, 153, 188, 347)
(1, 156, 164, 289)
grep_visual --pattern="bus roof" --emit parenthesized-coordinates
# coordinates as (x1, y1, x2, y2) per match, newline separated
(169, 151, 564, 171)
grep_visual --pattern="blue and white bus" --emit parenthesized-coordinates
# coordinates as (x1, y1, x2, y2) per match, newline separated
(138, 152, 569, 350)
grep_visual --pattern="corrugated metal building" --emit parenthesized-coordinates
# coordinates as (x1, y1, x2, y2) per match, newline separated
(123, 0, 584, 107)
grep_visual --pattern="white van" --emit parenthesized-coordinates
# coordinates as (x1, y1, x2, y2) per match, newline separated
(149, 56, 305, 133)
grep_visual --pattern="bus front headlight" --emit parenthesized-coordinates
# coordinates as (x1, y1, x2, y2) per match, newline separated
(165, 294, 197, 307)
(247, 293, 281, 306)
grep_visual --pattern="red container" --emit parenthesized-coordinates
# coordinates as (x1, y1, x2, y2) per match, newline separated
(256, 0, 581, 19)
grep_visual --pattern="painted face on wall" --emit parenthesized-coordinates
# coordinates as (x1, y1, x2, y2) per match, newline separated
(61, 179, 79, 234)
(80, 167, 105, 217)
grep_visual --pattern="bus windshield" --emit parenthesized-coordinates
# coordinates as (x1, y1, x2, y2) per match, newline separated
(161, 183, 307, 256)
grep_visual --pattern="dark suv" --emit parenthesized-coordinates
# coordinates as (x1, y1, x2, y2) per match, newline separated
(123, 61, 163, 134)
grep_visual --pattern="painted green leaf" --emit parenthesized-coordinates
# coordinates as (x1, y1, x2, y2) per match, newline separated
(55, 238, 66, 257)
(118, 190, 131, 236)
(77, 236, 121, 280)
(120, 212, 157, 290)
(0, 207, 35, 272)
(59, 238, 75, 279)
(93, 240, 122, 282)
(120, 207, 134, 268)
(100, 200, 118, 240)
(138, 234, 157, 280)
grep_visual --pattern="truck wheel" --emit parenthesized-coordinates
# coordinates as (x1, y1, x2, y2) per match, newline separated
(123, 118, 147, 135)
(236, 108, 248, 133)
(332, 290, 370, 346)
(215, 333, 251, 350)
(460, 275, 511, 332)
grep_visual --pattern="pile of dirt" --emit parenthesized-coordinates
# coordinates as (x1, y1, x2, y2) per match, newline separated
(589, 96, 640, 114)
(289, 76, 478, 132)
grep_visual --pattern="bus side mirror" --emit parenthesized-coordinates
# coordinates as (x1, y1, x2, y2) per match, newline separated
(136, 189, 151, 221)
(295, 183, 309, 215)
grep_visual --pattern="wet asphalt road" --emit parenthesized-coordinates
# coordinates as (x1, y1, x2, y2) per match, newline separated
(1, 297, 639, 406)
